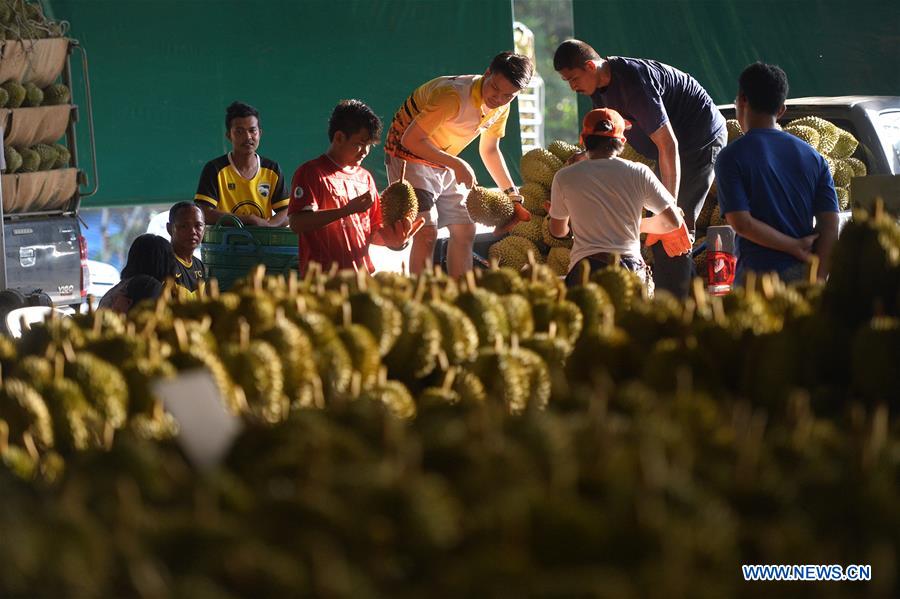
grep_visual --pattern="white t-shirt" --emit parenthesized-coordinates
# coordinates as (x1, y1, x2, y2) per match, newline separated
(549, 157, 676, 272)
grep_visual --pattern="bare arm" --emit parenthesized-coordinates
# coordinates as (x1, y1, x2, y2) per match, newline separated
(199, 204, 268, 227)
(639, 206, 682, 235)
(725, 210, 818, 262)
(649, 122, 680, 198)
(813, 211, 840, 280)
(288, 191, 373, 235)
(549, 216, 570, 238)
(401, 121, 476, 187)
(268, 211, 289, 228)
(479, 133, 515, 190)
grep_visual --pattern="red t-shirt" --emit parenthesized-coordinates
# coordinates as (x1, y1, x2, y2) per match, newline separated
(288, 155, 382, 275)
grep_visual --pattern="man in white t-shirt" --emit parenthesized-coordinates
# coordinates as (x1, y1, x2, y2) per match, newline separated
(549, 108, 690, 288)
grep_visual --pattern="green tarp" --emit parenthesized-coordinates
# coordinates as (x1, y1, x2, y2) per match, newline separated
(50, 0, 520, 207)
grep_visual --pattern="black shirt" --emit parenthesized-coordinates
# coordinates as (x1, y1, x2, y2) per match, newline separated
(174, 255, 206, 293)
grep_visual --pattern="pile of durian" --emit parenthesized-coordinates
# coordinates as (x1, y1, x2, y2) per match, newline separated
(0, 208, 897, 597)
(0, 79, 69, 108)
(2, 141, 69, 173)
(0, 0, 68, 40)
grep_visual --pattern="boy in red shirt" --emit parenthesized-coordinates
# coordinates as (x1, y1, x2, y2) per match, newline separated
(289, 100, 422, 274)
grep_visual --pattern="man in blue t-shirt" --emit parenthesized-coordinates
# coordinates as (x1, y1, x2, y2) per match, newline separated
(714, 62, 839, 283)
(554, 39, 726, 298)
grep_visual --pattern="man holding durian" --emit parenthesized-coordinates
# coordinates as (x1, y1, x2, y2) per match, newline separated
(384, 52, 534, 278)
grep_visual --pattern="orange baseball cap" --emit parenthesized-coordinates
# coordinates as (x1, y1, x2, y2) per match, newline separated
(580, 108, 631, 145)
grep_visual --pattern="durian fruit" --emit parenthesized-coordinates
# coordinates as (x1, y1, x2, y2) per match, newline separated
(121, 359, 178, 440)
(546, 247, 570, 277)
(258, 314, 322, 410)
(832, 160, 853, 188)
(500, 293, 534, 339)
(466, 186, 514, 227)
(547, 140, 581, 163)
(22, 83, 43, 107)
(510, 214, 544, 247)
(455, 287, 509, 347)
(619, 143, 656, 169)
(725, 119, 743, 144)
(488, 235, 541, 271)
(3, 145, 22, 173)
(845, 157, 867, 178)
(41, 83, 70, 106)
(348, 290, 402, 356)
(18, 147, 39, 172)
(509, 345, 552, 411)
(566, 282, 615, 336)
(1, 423, 37, 480)
(2, 81, 26, 108)
(53, 144, 70, 169)
(337, 323, 382, 390)
(385, 300, 442, 382)
(380, 179, 418, 226)
(823, 156, 836, 177)
(359, 377, 416, 419)
(32, 143, 57, 170)
(829, 129, 859, 159)
(450, 368, 487, 402)
(292, 311, 354, 403)
(532, 298, 583, 346)
(0, 378, 53, 450)
(42, 377, 101, 451)
(542, 217, 573, 249)
(786, 116, 838, 154)
(222, 333, 288, 424)
(478, 266, 527, 296)
(784, 125, 821, 150)
(520, 181, 549, 216)
(470, 345, 530, 414)
(0, 87, 8, 108)
(428, 300, 479, 365)
(520, 333, 572, 401)
(520, 148, 563, 187)
(836, 187, 850, 211)
(64, 353, 129, 430)
(591, 264, 643, 316)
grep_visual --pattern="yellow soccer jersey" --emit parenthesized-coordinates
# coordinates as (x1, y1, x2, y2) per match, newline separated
(194, 153, 290, 218)
(385, 75, 510, 166)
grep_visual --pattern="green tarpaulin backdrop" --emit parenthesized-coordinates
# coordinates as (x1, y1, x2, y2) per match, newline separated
(49, 0, 520, 207)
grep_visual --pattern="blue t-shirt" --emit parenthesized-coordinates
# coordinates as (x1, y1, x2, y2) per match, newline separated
(715, 128, 838, 277)
(590, 57, 725, 159)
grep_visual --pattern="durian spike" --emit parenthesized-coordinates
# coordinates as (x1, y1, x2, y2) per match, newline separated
(760, 273, 776, 300)
(238, 318, 250, 351)
(209, 278, 220, 299)
(441, 367, 457, 391)
(0, 420, 8, 453)
(53, 353, 64, 380)
(691, 278, 708, 313)
(62, 339, 76, 362)
(342, 301, 352, 328)
(22, 431, 39, 462)
(252, 265, 265, 291)
(173, 319, 189, 352)
(807, 255, 820, 285)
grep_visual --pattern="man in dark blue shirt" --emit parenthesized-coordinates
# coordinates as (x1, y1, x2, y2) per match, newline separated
(554, 40, 726, 298)
(714, 62, 839, 283)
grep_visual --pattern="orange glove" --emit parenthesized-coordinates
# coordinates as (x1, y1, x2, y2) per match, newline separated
(493, 201, 531, 236)
(645, 222, 693, 257)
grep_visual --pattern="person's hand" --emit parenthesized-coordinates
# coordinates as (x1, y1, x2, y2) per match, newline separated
(450, 159, 476, 189)
(242, 214, 269, 227)
(645, 222, 693, 257)
(792, 233, 819, 262)
(493, 202, 531, 236)
(344, 190, 375, 215)
(381, 216, 426, 250)
(565, 150, 588, 166)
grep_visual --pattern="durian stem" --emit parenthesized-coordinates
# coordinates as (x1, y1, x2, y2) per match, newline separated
(807, 255, 820, 285)
(173, 319, 189, 352)
(54, 353, 64, 380)
(342, 302, 352, 328)
(400, 160, 407, 184)
(62, 340, 76, 362)
(22, 431, 38, 461)
(442, 367, 457, 391)
(239, 319, 250, 351)
(0, 420, 8, 453)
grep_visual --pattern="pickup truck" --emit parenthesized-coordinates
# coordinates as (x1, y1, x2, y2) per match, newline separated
(0, 38, 96, 325)
(719, 95, 900, 176)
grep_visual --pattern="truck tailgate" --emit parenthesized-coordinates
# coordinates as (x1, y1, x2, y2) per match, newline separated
(3, 215, 83, 306)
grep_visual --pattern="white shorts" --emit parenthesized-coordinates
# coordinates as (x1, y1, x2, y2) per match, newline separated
(385, 154, 472, 228)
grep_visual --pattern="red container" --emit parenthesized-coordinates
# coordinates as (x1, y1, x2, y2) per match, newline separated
(707, 250, 736, 295)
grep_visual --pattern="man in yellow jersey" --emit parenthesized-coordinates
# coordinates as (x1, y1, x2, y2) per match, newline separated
(385, 52, 534, 277)
(166, 201, 207, 295)
(194, 101, 290, 227)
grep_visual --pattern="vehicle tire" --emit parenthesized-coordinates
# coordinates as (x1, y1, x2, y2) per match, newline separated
(26, 291, 53, 307)
(0, 289, 27, 335)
